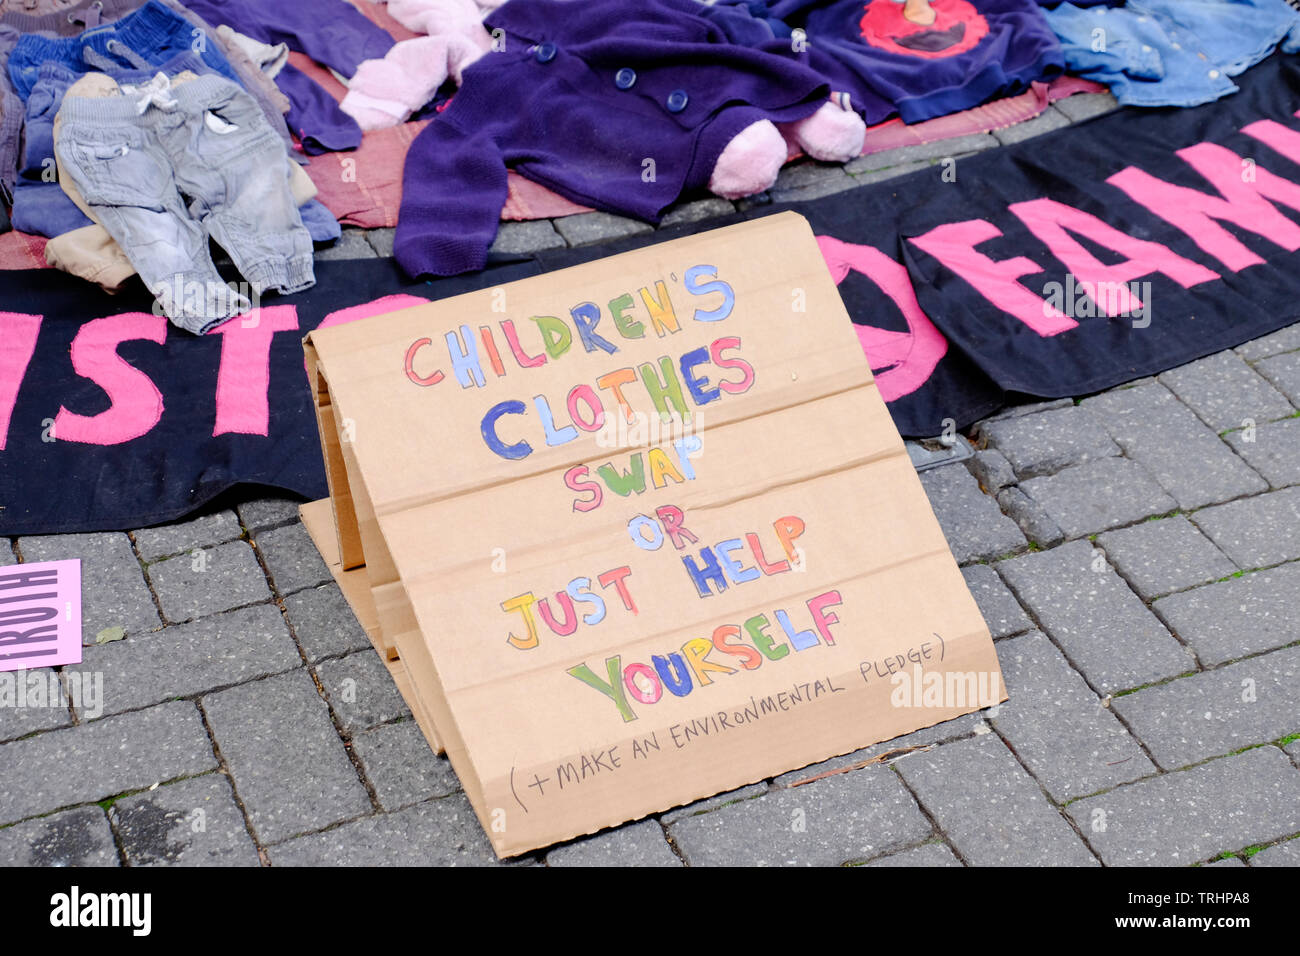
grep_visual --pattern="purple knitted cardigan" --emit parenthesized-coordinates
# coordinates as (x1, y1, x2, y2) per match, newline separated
(394, 0, 831, 278)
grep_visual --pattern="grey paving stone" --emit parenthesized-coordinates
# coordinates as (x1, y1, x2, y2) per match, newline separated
(774, 161, 850, 192)
(546, 819, 680, 867)
(848, 158, 931, 184)
(1113, 646, 1300, 770)
(0, 701, 216, 825)
(919, 464, 1027, 564)
(772, 162, 856, 202)
(992, 630, 1155, 800)
(554, 211, 652, 246)
(364, 228, 395, 258)
(64, 604, 300, 717)
(1235, 323, 1300, 360)
(489, 219, 565, 255)
(1205, 856, 1245, 867)
(771, 173, 858, 202)
(1158, 351, 1294, 433)
(317, 649, 409, 734)
(1097, 515, 1237, 600)
(660, 782, 768, 824)
(865, 841, 962, 867)
(1255, 350, 1300, 406)
(202, 668, 370, 844)
(1052, 91, 1120, 122)
(1286, 737, 1300, 762)
(314, 229, 378, 261)
(659, 198, 736, 228)
(877, 710, 990, 751)
(351, 720, 460, 810)
(979, 398, 1074, 424)
(254, 522, 332, 596)
(1065, 747, 1300, 866)
(0, 806, 118, 866)
(1250, 838, 1298, 867)
(996, 485, 1066, 548)
(669, 764, 930, 866)
(1191, 485, 1300, 568)
(111, 774, 259, 867)
(1019, 457, 1177, 539)
(996, 540, 1196, 694)
(1224, 416, 1300, 489)
(268, 793, 502, 866)
(846, 133, 997, 176)
(770, 712, 988, 790)
(734, 191, 771, 212)
(16, 532, 160, 643)
(147, 540, 271, 623)
(896, 733, 1098, 866)
(979, 405, 1118, 478)
(282, 584, 372, 662)
(0, 669, 73, 742)
(968, 448, 1017, 492)
(992, 106, 1071, 145)
(235, 496, 302, 532)
(0, 541, 13, 565)
(132, 510, 241, 562)
(1153, 562, 1300, 666)
(961, 564, 1032, 639)
(1084, 383, 1267, 508)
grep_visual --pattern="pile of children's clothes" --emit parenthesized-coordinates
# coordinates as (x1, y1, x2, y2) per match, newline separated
(0, 0, 398, 330)
(4, 0, 1300, 331)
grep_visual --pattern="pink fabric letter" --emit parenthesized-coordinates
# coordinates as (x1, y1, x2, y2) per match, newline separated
(1009, 198, 1219, 314)
(1108, 143, 1300, 272)
(53, 312, 167, 445)
(212, 306, 300, 437)
(305, 294, 431, 376)
(1240, 118, 1300, 163)
(0, 312, 43, 452)
(816, 235, 947, 401)
(315, 294, 429, 333)
(908, 219, 1077, 336)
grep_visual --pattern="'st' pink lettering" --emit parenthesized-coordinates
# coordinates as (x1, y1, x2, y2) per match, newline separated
(212, 306, 300, 437)
(53, 313, 167, 445)
(0, 312, 43, 452)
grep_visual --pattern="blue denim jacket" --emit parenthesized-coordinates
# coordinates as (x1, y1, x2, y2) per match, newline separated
(1046, 0, 1300, 107)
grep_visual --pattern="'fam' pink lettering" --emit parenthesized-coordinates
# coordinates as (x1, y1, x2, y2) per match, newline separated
(1108, 143, 1300, 271)
(1008, 198, 1219, 315)
(908, 218, 1078, 336)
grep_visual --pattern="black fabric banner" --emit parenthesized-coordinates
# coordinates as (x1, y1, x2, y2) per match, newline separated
(5, 53, 1300, 535)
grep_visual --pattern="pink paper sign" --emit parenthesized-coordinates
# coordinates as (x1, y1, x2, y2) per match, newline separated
(0, 560, 82, 671)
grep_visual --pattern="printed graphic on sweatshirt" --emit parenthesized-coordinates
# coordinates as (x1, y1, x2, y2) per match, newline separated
(858, 0, 990, 59)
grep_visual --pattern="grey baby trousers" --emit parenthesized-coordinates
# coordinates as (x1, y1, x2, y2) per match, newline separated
(56, 73, 313, 333)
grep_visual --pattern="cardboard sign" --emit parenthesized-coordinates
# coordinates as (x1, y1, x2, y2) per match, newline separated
(304, 213, 1003, 857)
(300, 497, 443, 752)
(0, 560, 81, 671)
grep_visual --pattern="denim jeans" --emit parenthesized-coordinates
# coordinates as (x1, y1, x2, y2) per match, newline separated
(6, 0, 239, 99)
(57, 73, 314, 332)
(10, 52, 205, 237)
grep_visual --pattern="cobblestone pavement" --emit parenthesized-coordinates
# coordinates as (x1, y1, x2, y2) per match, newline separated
(2, 93, 1299, 866)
